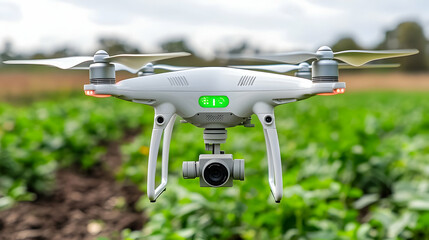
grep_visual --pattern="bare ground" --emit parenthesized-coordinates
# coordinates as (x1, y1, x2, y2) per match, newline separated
(0, 71, 132, 101)
(0, 131, 145, 240)
(341, 72, 429, 92)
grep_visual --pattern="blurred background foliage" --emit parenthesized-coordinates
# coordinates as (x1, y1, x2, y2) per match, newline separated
(0, 20, 429, 240)
(1, 21, 428, 72)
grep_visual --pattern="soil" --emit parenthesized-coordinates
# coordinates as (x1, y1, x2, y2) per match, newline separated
(0, 71, 133, 102)
(341, 72, 429, 92)
(0, 131, 145, 240)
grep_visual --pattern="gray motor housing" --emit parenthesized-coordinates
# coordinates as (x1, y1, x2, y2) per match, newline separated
(89, 62, 116, 84)
(311, 59, 339, 82)
(183, 154, 244, 187)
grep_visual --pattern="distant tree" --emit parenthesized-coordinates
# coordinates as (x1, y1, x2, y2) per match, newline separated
(160, 39, 194, 54)
(227, 41, 260, 55)
(228, 42, 248, 55)
(211, 41, 261, 66)
(377, 21, 427, 71)
(332, 37, 362, 52)
(31, 47, 80, 59)
(98, 37, 141, 55)
(0, 40, 13, 61)
(50, 47, 80, 58)
(30, 52, 48, 59)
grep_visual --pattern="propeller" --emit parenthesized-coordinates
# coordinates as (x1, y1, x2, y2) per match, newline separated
(230, 62, 308, 73)
(4, 50, 191, 85)
(69, 62, 192, 75)
(135, 63, 193, 76)
(112, 62, 193, 76)
(154, 64, 192, 71)
(338, 63, 400, 69)
(230, 62, 400, 74)
(4, 50, 191, 72)
(74, 62, 192, 75)
(229, 46, 417, 82)
(236, 46, 418, 66)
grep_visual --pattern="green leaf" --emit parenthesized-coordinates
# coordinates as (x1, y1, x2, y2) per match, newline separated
(353, 194, 379, 209)
(409, 200, 429, 211)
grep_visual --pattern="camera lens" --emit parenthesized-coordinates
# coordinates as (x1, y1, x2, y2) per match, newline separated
(203, 162, 229, 186)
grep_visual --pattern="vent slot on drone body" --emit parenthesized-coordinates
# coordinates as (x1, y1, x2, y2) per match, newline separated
(168, 76, 189, 86)
(206, 114, 224, 122)
(238, 76, 256, 86)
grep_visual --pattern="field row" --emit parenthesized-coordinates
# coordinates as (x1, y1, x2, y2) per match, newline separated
(1, 92, 429, 239)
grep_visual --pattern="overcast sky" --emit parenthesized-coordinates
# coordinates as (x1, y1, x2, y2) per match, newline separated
(0, 0, 427, 58)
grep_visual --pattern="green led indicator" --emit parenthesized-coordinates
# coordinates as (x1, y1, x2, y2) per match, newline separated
(199, 96, 229, 108)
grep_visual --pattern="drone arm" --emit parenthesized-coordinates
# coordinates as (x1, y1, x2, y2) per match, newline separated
(253, 102, 283, 203)
(147, 103, 176, 202)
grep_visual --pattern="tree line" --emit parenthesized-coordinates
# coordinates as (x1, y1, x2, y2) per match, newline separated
(1, 21, 428, 72)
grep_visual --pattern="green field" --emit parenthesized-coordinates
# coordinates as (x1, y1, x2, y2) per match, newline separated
(1, 92, 429, 240)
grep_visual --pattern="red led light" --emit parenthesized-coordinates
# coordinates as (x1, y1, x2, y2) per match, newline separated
(317, 88, 345, 96)
(84, 90, 111, 98)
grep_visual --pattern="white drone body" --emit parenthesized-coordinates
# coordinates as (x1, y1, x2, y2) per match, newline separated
(85, 67, 345, 202)
(4, 46, 417, 203)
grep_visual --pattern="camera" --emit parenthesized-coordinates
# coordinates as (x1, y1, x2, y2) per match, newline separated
(183, 154, 244, 187)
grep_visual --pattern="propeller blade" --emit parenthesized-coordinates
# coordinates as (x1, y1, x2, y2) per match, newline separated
(229, 62, 400, 73)
(106, 52, 191, 71)
(73, 63, 192, 74)
(229, 64, 301, 73)
(4, 52, 191, 73)
(111, 63, 139, 73)
(3, 56, 93, 69)
(154, 64, 193, 71)
(334, 49, 418, 66)
(338, 63, 400, 69)
(233, 52, 318, 64)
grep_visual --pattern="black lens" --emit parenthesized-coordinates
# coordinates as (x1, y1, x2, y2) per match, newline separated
(203, 163, 228, 186)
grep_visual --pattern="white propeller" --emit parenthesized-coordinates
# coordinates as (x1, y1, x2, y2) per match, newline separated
(232, 46, 418, 66)
(4, 50, 191, 72)
(154, 64, 193, 71)
(229, 64, 301, 73)
(230, 62, 400, 73)
(333, 50, 417, 66)
(113, 63, 193, 74)
(337, 63, 400, 69)
(4, 56, 94, 69)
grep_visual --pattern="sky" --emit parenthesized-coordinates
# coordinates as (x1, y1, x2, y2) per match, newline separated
(0, 0, 427, 58)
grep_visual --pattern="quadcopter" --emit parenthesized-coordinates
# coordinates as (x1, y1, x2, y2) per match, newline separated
(4, 46, 418, 203)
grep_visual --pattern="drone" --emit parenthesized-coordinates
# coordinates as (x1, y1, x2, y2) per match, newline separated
(4, 46, 418, 203)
